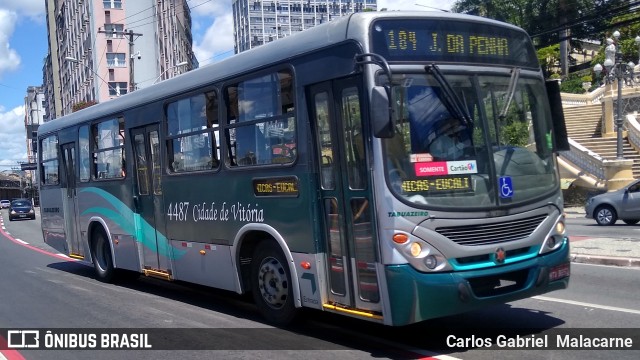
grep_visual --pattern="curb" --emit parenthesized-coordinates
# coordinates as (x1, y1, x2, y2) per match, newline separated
(570, 254, 640, 267)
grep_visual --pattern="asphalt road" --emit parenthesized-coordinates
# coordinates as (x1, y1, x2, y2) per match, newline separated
(1, 212, 639, 360)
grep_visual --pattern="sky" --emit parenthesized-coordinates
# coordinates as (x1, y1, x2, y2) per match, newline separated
(0, 0, 455, 171)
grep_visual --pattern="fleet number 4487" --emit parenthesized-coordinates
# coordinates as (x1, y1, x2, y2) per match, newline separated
(167, 202, 189, 221)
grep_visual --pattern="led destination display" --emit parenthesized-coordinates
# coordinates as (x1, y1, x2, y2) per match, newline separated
(371, 19, 539, 68)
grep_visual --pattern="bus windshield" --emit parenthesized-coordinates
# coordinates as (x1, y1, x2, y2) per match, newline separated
(383, 70, 558, 209)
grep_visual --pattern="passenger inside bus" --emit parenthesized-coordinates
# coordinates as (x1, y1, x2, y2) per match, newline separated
(428, 117, 471, 160)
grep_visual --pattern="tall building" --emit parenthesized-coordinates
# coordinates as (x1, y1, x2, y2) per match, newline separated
(43, 0, 197, 119)
(232, 0, 377, 53)
(23, 86, 44, 165)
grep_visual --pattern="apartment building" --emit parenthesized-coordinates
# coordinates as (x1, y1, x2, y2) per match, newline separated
(232, 0, 378, 53)
(43, 0, 197, 119)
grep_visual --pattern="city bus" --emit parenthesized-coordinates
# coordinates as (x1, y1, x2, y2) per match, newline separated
(37, 11, 570, 326)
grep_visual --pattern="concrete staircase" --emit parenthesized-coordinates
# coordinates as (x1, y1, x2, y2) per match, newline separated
(563, 104, 640, 179)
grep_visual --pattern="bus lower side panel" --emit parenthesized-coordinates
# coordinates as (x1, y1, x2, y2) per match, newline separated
(384, 241, 570, 326)
(168, 240, 237, 292)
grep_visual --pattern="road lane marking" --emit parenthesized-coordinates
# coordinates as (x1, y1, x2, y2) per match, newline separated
(533, 296, 640, 315)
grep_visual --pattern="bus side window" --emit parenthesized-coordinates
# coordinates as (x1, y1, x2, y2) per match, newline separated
(166, 91, 219, 173)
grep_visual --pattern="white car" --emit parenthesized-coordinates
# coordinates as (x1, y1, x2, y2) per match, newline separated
(0, 200, 10, 209)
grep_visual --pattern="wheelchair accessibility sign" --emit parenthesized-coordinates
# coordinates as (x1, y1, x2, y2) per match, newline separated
(499, 176, 514, 198)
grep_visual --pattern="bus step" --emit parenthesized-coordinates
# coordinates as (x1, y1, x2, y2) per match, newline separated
(143, 268, 173, 281)
(69, 253, 85, 260)
(322, 303, 383, 321)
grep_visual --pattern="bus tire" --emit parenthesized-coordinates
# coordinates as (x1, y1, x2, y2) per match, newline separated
(251, 241, 298, 325)
(91, 228, 116, 282)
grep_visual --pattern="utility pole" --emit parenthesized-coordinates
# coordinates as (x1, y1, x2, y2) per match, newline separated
(97, 29, 143, 93)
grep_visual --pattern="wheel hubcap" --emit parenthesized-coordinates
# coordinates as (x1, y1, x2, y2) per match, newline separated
(597, 209, 612, 224)
(258, 257, 288, 309)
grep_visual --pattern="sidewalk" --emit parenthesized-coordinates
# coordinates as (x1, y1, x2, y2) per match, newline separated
(564, 206, 640, 268)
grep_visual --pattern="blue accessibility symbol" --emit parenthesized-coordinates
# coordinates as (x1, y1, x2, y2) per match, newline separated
(499, 176, 514, 198)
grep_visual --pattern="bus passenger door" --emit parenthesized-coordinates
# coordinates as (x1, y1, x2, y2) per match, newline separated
(308, 78, 381, 313)
(131, 125, 169, 274)
(61, 143, 83, 258)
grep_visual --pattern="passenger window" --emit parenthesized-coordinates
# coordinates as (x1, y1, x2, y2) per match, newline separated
(40, 135, 59, 185)
(91, 117, 125, 180)
(225, 70, 296, 167)
(166, 91, 219, 173)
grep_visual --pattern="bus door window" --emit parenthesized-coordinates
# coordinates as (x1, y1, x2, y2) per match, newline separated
(133, 134, 149, 195)
(341, 87, 366, 190)
(150, 131, 161, 195)
(61, 144, 76, 198)
(324, 198, 346, 296)
(350, 197, 378, 303)
(79, 125, 91, 182)
(313, 92, 335, 189)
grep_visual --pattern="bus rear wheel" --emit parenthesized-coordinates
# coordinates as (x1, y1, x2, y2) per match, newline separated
(91, 229, 115, 282)
(251, 241, 298, 325)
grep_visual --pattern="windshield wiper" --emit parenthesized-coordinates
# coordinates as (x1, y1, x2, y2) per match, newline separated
(498, 68, 521, 119)
(425, 64, 473, 127)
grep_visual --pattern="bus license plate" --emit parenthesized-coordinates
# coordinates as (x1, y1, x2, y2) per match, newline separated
(549, 263, 570, 281)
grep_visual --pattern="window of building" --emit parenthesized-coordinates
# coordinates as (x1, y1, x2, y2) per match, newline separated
(40, 135, 59, 185)
(106, 53, 126, 67)
(108, 82, 128, 96)
(92, 117, 125, 179)
(166, 91, 220, 173)
(104, 23, 124, 38)
(103, 0, 122, 9)
(224, 70, 295, 167)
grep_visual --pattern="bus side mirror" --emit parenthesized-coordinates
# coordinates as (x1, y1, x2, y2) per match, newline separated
(371, 86, 395, 138)
(546, 80, 570, 151)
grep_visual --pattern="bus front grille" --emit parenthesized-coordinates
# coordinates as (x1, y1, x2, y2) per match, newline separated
(435, 214, 547, 246)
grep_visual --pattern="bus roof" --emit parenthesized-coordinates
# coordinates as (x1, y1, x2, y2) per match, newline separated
(39, 11, 526, 136)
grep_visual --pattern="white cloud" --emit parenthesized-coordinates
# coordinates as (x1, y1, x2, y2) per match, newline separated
(191, 1, 235, 66)
(0, 9, 21, 77)
(0, 105, 28, 166)
(0, 0, 44, 19)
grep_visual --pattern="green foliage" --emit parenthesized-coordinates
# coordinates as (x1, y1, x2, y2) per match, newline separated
(72, 100, 97, 112)
(502, 121, 529, 147)
(536, 44, 560, 77)
(559, 72, 590, 94)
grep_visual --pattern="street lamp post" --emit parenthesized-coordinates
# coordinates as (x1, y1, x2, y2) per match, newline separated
(153, 62, 189, 84)
(593, 31, 636, 160)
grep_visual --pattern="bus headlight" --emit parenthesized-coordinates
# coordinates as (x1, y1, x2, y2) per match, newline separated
(393, 232, 452, 272)
(539, 218, 566, 255)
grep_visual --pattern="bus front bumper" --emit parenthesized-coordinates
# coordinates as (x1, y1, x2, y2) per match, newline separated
(384, 240, 570, 326)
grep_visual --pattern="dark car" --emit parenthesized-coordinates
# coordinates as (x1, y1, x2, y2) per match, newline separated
(585, 180, 640, 225)
(9, 199, 36, 221)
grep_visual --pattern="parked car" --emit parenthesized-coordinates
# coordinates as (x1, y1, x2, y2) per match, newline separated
(585, 180, 640, 225)
(8, 199, 36, 221)
(0, 200, 10, 209)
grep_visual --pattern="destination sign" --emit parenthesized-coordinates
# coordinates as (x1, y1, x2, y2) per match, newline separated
(371, 19, 539, 68)
(401, 176, 472, 193)
(253, 176, 299, 197)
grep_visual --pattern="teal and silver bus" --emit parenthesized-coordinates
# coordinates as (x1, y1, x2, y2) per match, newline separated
(38, 11, 570, 326)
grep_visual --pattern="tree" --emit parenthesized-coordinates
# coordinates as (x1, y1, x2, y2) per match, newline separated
(452, 0, 630, 49)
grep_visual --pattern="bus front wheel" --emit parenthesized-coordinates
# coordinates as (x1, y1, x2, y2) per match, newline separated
(91, 229, 115, 282)
(250, 241, 298, 325)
